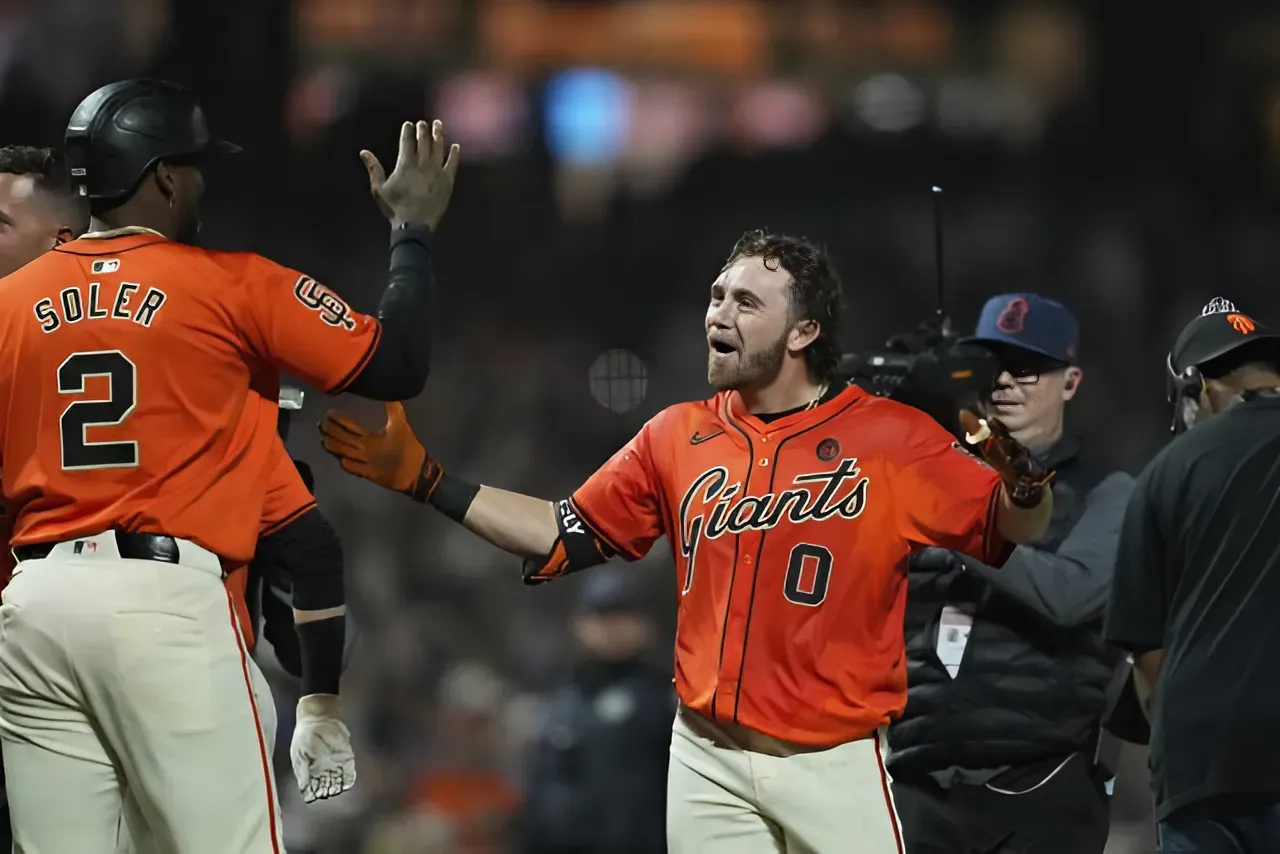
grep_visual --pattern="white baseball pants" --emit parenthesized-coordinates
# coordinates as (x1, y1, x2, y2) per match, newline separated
(0, 534, 285, 853)
(667, 705, 905, 854)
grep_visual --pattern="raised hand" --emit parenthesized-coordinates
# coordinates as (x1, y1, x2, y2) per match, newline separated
(359, 120, 460, 232)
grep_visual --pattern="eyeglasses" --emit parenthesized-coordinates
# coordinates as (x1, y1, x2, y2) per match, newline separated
(1002, 360, 1069, 386)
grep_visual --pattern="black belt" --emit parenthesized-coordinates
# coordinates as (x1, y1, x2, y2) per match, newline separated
(14, 531, 181, 564)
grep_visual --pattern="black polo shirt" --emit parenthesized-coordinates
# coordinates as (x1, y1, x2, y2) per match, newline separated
(1105, 393, 1280, 821)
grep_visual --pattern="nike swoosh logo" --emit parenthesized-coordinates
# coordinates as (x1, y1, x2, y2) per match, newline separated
(690, 430, 725, 445)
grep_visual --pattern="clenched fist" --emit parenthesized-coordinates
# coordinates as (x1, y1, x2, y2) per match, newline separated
(958, 409, 1053, 508)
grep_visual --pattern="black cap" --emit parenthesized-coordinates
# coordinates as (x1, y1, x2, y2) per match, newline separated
(576, 568, 644, 614)
(1170, 298, 1280, 375)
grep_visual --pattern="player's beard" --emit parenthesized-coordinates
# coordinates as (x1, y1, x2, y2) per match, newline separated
(708, 331, 787, 391)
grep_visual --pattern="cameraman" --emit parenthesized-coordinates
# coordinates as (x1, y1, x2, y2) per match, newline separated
(887, 294, 1134, 854)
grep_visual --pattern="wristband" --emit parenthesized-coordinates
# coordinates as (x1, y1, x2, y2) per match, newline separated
(425, 471, 480, 523)
(298, 616, 346, 696)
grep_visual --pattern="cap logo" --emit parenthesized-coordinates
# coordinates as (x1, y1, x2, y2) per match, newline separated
(1227, 313, 1255, 335)
(1201, 297, 1236, 316)
(996, 297, 1029, 334)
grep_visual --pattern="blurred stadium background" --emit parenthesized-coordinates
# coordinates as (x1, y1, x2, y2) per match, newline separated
(6, 0, 1280, 850)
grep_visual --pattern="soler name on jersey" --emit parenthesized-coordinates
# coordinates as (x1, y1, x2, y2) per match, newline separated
(33, 282, 168, 333)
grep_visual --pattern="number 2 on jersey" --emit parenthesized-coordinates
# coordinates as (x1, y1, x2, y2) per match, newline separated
(58, 350, 138, 470)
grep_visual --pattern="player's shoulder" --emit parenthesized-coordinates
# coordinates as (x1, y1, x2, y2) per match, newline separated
(0, 247, 73, 289)
(641, 398, 717, 441)
(179, 246, 297, 286)
(832, 384, 945, 437)
(53, 233, 285, 287)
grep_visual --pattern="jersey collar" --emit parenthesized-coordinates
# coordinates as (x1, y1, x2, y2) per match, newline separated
(723, 383, 864, 437)
(56, 227, 170, 256)
(80, 226, 167, 240)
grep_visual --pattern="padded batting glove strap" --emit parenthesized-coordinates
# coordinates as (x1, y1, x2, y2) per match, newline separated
(290, 694, 356, 804)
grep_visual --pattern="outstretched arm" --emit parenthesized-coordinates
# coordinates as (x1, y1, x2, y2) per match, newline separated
(320, 403, 665, 580)
(319, 403, 557, 557)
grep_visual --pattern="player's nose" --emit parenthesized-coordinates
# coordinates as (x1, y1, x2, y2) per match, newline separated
(706, 301, 734, 329)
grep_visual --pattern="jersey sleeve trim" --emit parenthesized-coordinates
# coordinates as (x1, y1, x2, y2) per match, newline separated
(259, 499, 318, 538)
(569, 495, 643, 561)
(324, 319, 384, 395)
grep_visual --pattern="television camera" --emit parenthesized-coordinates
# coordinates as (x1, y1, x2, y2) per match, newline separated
(837, 187, 1003, 441)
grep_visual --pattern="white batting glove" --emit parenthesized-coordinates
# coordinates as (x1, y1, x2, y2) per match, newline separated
(290, 694, 356, 803)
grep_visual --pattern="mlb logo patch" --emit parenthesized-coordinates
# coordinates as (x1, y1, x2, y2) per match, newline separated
(91, 259, 120, 274)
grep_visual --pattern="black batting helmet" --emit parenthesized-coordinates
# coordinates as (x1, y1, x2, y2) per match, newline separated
(64, 79, 240, 203)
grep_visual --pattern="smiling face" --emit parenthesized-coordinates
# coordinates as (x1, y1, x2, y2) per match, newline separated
(705, 255, 817, 391)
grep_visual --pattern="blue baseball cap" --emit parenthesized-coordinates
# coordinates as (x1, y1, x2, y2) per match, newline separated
(963, 293, 1079, 365)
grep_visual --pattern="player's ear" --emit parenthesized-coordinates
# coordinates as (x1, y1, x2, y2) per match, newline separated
(789, 319, 820, 354)
(153, 162, 177, 206)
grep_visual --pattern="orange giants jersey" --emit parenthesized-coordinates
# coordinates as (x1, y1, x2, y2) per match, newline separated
(567, 384, 1009, 746)
(0, 229, 379, 564)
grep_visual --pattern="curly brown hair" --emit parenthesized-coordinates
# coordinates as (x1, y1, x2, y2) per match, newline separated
(724, 229, 845, 384)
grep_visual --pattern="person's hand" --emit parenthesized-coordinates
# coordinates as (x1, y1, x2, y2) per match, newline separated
(319, 402, 443, 501)
(958, 409, 1053, 508)
(289, 694, 356, 803)
(360, 120, 460, 232)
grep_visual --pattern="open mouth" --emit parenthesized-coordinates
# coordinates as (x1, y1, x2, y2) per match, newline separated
(708, 333, 739, 356)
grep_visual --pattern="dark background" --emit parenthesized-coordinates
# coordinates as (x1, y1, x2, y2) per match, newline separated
(6, 0, 1280, 850)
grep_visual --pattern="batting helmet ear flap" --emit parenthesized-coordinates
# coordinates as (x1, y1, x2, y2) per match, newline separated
(1166, 352, 1203, 435)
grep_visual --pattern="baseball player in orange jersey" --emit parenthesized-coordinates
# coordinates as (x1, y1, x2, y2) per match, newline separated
(0, 145, 358, 848)
(321, 231, 1054, 853)
(0, 79, 458, 853)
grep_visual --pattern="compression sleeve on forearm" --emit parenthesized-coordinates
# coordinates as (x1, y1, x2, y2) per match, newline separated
(343, 224, 435, 401)
(296, 616, 346, 696)
(255, 507, 347, 694)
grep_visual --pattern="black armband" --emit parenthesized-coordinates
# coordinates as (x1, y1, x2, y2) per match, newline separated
(297, 616, 346, 696)
(522, 498, 617, 584)
(343, 224, 435, 401)
(425, 471, 480, 523)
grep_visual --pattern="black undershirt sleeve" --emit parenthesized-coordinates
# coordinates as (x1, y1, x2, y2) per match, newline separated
(342, 224, 435, 401)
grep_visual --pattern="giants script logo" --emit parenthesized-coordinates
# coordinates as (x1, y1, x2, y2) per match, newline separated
(997, 297, 1029, 334)
(677, 459, 869, 593)
(294, 276, 356, 330)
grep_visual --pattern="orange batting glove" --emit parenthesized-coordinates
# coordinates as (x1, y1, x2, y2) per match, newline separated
(319, 402, 443, 502)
